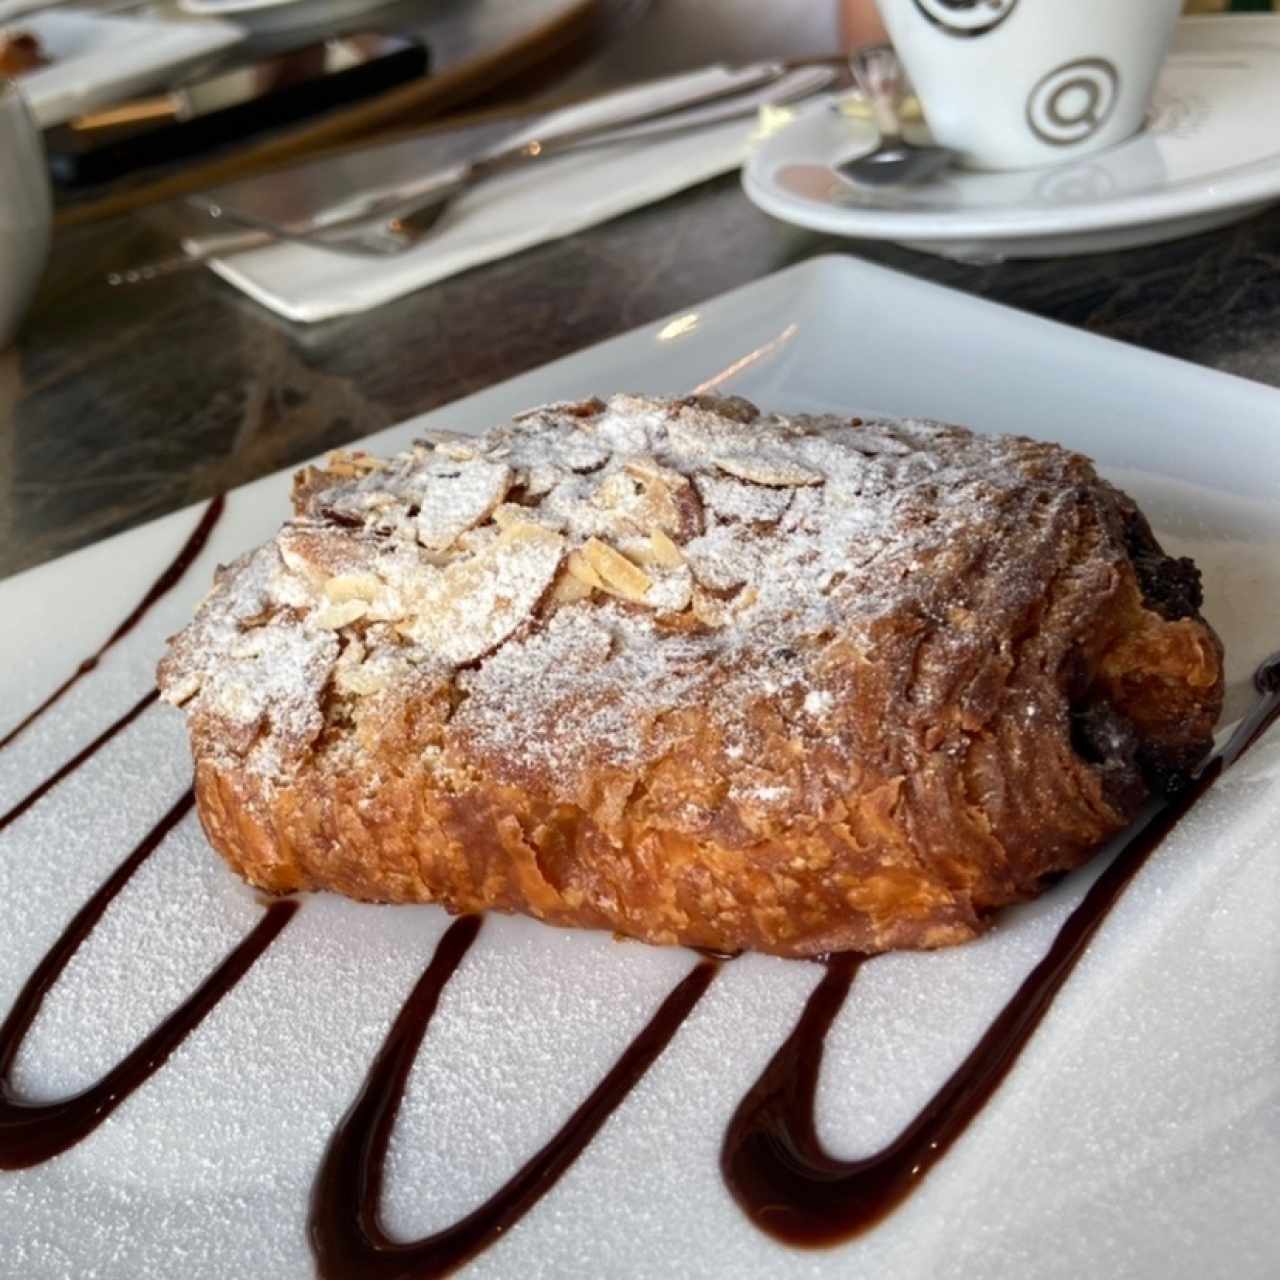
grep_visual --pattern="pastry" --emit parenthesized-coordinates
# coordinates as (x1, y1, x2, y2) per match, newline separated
(158, 395, 1224, 957)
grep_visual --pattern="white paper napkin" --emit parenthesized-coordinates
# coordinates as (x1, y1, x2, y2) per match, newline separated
(195, 85, 769, 324)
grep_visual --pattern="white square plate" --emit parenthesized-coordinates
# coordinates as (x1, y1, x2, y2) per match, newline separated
(1, 255, 1278, 1279)
(13, 9, 243, 129)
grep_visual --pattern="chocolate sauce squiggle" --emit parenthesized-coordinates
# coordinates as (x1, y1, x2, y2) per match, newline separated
(722, 653, 1280, 1247)
(0, 495, 225, 753)
(310, 916, 718, 1280)
(0, 789, 296, 1170)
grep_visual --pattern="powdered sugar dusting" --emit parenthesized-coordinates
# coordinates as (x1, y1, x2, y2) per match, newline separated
(159, 394, 1104, 810)
(453, 603, 706, 791)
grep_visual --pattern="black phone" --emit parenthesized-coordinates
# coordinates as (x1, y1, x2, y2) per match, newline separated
(45, 34, 430, 187)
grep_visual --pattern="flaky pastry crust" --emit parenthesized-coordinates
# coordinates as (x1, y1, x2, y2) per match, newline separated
(158, 395, 1223, 956)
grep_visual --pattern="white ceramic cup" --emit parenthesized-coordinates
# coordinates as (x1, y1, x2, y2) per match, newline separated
(0, 79, 52, 350)
(875, 0, 1184, 171)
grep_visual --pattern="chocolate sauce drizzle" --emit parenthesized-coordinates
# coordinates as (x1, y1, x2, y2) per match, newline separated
(0, 495, 224, 753)
(0, 690, 159, 835)
(310, 916, 718, 1280)
(0, 492, 295, 1173)
(721, 653, 1280, 1247)
(0, 789, 297, 1169)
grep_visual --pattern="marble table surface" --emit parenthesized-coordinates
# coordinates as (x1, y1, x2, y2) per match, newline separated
(4, 159, 1280, 581)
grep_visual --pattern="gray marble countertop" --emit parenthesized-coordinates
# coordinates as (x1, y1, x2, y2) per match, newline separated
(4, 157, 1280, 581)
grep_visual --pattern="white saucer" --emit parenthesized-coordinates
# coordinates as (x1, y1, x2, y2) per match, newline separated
(743, 16, 1280, 260)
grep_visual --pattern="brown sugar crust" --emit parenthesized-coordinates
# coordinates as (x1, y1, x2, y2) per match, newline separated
(158, 395, 1224, 957)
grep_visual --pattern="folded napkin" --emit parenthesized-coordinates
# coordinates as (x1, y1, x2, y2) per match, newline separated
(193, 71, 780, 324)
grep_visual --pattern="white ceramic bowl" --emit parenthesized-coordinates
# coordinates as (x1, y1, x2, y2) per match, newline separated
(0, 79, 52, 349)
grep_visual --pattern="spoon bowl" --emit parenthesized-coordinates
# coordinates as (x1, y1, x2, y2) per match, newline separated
(836, 139, 952, 187)
(839, 44, 953, 189)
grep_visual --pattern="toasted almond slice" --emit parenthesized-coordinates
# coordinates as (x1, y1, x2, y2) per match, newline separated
(278, 525, 376, 582)
(625, 456, 699, 536)
(323, 449, 386, 478)
(312, 600, 369, 630)
(492, 503, 566, 534)
(413, 459, 511, 552)
(498, 517, 559, 547)
(335, 663, 389, 696)
(566, 549, 605, 590)
(648, 529, 685, 568)
(398, 525, 564, 663)
(581, 537, 652, 602)
(549, 569, 593, 604)
(323, 573, 382, 604)
(437, 442, 480, 462)
(713, 453, 824, 487)
(491, 503, 524, 531)
(691, 587, 729, 628)
(589, 471, 639, 512)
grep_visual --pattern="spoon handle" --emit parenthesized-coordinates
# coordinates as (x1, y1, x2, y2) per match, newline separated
(849, 44, 907, 141)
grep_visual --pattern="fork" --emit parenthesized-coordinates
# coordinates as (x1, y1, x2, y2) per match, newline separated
(108, 65, 835, 285)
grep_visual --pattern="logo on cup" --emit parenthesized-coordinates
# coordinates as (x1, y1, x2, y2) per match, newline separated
(910, 0, 1018, 37)
(1026, 58, 1120, 147)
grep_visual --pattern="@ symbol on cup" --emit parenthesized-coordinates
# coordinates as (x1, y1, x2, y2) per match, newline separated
(910, 0, 1019, 37)
(1026, 57, 1120, 146)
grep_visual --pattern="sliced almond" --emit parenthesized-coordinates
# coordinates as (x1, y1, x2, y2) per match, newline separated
(694, 473, 792, 524)
(323, 573, 382, 604)
(713, 454, 824, 487)
(583, 456, 699, 540)
(321, 455, 359, 479)
(278, 524, 377, 583)
(590, 471, 639, 513)
(492, 502, 565, 534)
(519, 462, 564, 499)
(549, 569, 593, 605)
(581, 537, 652, 602)
(623, 455, 673, 486)
(397, 524, 564, 663)
(626, 456, 699, 536)
(312, 600, 369, 630)
(566, 549, 605, 591)
(691, 587, 729, 628)
(335, 663, 389, 696)
(648, 529, 685, 568)
(323, 449, 385, 478)
(437, 442, 480, 462)
(413, 459, 511, 552)
(491, 502, 525, 531)
(499, 517, 557, 547)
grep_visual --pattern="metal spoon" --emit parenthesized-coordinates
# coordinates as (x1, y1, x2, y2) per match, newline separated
(837, 45, 951, 188)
